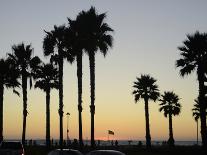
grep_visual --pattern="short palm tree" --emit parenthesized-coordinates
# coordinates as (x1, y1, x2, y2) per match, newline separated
(8, 43, 41, 145)
(43, 25, 74, 147)
(176, 31, 207, 147)
(159, 91, 181, 147)
(132, 74, 160, 148)
(0, 58, 20, 143)
(34, 63, 59, 147)
(76, 7, 114, 148)
(192, 99, 200, 145)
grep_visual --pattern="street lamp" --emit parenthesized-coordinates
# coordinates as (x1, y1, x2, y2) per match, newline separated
(66, 112, 70, 145)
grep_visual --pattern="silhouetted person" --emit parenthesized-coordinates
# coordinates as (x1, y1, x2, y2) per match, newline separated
(115, 140, 118, 147)
(128, 140, 132, 145)
(138, 141, 142, 147)
(63, 140, 66, 146)
(33, 140, 36, 146)
(111, 140, 114, 146)
(67, 139, 71, 146)
(29, 139, 32, 146)
(51, 139, 54, 146)
(72, 139, 79, 149)
(97, 140, 100, 146)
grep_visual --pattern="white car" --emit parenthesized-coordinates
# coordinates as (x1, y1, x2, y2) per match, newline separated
(0, 141, 24, 155)
(86, 150, 126, 155)
(48, 149, 83, 155)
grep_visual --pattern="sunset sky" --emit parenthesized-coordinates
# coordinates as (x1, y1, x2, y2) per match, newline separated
(1, 0, 207, 141)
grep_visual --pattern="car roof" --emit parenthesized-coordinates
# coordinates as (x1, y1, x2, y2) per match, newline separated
(48, 149, 83, 155)
(87, 150, 126, 155)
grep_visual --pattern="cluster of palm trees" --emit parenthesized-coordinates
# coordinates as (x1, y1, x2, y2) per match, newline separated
(132, 31, 207, 149)
(132, 74, 181, 148)
(0, 6, 113, 148)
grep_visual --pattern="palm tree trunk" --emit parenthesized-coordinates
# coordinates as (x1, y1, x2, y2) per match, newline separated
(197, 120, 198, 145)
(77, 53, 83, 148)
(168, 114, 174, 147)
(0, 81, 4, 143)
(197, 66, 207, 148)
(58, 57, 64, 148)
(89, 53, 95, 148)
(46, 89, 51, 147)
(22, 71, 27, 146)
(144, 98, 151, 148)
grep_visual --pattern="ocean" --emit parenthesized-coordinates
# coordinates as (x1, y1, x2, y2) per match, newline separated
(5, 139, 202, 146)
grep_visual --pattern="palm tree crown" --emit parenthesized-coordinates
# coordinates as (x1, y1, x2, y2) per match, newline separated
(9, 43, 41, 76)
(132, 74, 160, 102)
(176, 31, 207, 76)
(43, 25, 74, 63)
(159, 91, 181, 117)
(0, 58, 20, 93)
(192, 99, 200, 121)
(34, 63, 59, 92)
(76, 6, 114, 55)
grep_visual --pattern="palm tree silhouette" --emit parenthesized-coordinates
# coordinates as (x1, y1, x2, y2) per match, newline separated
(8, 43, 41, 145)
(67, 17, 84, 147)
(176, 31, 207, 147)
(0, 58, 20, 143)
(43, 25, 74, 147)
(33, 63, 59, 147)
(76, 7, 114, 148)
(159, 91, 181, 147)
(192, 99, 200, 145)
(132, 74, 160, 148)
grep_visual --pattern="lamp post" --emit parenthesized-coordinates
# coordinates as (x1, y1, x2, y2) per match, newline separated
(66, 112, 70, 145)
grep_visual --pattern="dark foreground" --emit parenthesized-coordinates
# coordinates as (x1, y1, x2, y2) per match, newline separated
(25, 145, 206, 155)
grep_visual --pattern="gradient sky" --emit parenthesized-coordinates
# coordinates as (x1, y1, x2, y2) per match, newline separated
(1, 0, 207, 141)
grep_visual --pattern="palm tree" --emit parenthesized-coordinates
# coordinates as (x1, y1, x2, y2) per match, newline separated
(176, 31, 207, 147)
(192, 99, 200, 145)
(132, 74, 160, 148)
(76, 7, 114, 148)
(159, 91, 181, 147)
(8, 43, 41, 145)
(43, 25, 74, 147)
(33, 63, 59, 147)
(67, 18, 84, 147)
(0, 58, 20, 143)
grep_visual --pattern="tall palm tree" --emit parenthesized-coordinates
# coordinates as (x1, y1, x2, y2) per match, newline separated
(159, 91, 181, 147)
(176, 31, 207, 147)
(67, 18, 84, 147)
(132, 74, 160, 148)
(0, 58, 20, 143)
(76, 7, 114, 148)
(43, 25, 74, 147)
(8, 43, 41, 145)
(33, 63, 59, 147)
(192, 99, 200, 145)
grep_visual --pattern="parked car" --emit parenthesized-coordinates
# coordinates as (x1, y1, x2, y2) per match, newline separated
(48, 149, 83, 155)
(86, 150, 126, 155)
(0, 141, 24, 155)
